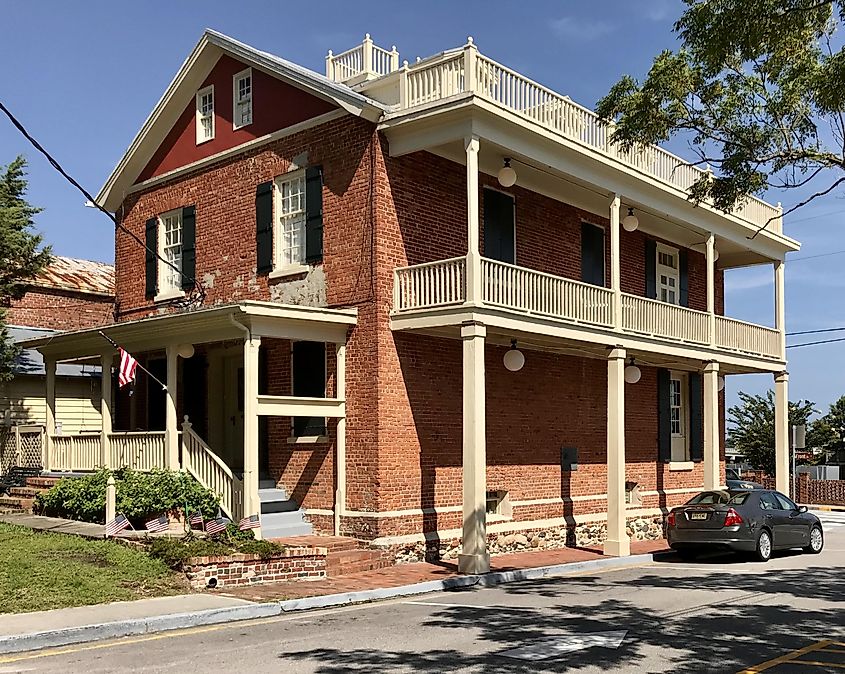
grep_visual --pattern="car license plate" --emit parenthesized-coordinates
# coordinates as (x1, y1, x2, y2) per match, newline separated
(689, 512, 709, 520)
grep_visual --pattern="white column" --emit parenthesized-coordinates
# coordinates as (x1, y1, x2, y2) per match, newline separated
(706, 233, 716, 346)
(465, 135, 481, 305)
(774, 259, 786, 359)
(604, 347, 630, 557)
(334, 342, 347, 536)
(703, 362, 720, 490)
(243, 335, 261, 538)
(100, 353, 113, 468)
(609, 195, 622, 330)
(774, 371, 790, 494)
(44, 357, 56, 472)
(458, 322, 489, 574)
(165, 345, 179, 470)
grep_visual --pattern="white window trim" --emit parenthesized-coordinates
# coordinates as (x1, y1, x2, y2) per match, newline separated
(656, 242, 680, 306)
(273, 169, 307, 271)
(195, 85, 215, 145)
(155, 209, 185, 303)
(233, 68, 253, 131)
(669, 371, 690, 462)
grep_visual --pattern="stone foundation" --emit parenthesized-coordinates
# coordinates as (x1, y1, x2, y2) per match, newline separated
(183, 546, 327, 589)
(383, 516, 665, 564)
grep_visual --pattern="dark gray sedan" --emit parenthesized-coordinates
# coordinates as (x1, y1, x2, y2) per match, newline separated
(666, 489, 824, 562)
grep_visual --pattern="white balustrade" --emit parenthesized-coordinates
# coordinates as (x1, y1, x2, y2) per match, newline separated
(621, 294, 710, 344)
(182, 419, 243, 521)
(329, 45, 363, 82)
(393, 256, 466, 311)
(110, 432, 167, 471)
(371, 45, 396, 76)
(50, 434, 101, 472)
(481, 258, 615, 327)
(405, 54, 465, 107)
(716, 315, 781, 359)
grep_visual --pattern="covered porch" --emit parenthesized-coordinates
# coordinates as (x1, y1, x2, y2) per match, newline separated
(18, 302, 356, 537)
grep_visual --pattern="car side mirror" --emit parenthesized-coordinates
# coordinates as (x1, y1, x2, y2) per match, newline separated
(798, 506, 808, 514)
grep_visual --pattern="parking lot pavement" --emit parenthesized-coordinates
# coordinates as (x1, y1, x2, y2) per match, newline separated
(3, 525, 843, 673)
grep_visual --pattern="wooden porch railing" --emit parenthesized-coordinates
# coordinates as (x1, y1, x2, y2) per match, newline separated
(110, 432, 167, 471)
(393, 256, 466, 311)
(621, 294, 710, 345)
(51, 433, 101, 472)
(715, 315, 781, 360)
(181, 417, 243, 521)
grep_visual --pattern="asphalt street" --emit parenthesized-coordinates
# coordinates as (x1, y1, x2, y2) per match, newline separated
(3, 511, 844, 674)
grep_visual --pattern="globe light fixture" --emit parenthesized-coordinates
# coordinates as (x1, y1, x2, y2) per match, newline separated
(622, 208, 639, 232)
(497, 158, 517, 187)
(177, 343, 195, 359)
(503, 339, 525, 372)
(718, 375, 726, 392)
(624, 357, 642, 384)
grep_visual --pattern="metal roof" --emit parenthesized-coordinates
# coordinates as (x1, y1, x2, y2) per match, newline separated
(9, 327, 101, 378)
(28, 256, 114, 297)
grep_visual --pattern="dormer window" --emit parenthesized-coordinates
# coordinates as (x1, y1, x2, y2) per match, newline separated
(233, 68, 253, 129)
(196, 85, 215, 144)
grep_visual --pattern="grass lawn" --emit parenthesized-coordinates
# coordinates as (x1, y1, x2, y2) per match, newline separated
(0, 523, 189, 614)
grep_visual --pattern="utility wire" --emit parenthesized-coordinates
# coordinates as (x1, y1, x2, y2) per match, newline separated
(787, 327, 845, 336)
(0, 100, 205, 308)
(790, 249, 845, 262)
(786, 336, 845, 349)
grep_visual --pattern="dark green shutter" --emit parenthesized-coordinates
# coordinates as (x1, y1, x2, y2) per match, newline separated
(305, 166, 324, 264)
(256, 181, 273, 274)
(689, 372, 703, 462)
(581, 222, 605, 286)
(181, 206, 196, 291)
(145, 217, 158, 299)
(657, 368, 671, 462)
(645, 239, 657, 299)
(483, 189, 515, 264)
(182, 354, 207, 440)
(679, 249, 689, 307)
(292, 341, 326, 436)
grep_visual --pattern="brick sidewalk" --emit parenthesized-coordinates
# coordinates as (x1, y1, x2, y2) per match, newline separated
(218, 539, 669, 602)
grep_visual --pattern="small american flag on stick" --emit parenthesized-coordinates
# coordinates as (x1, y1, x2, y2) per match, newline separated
(105, 513, 130, 537)
(205, 517, 229, 535)
(145, 515, 170, 533)
(189, 511, 204, 527)
(239, 514, 260, 531)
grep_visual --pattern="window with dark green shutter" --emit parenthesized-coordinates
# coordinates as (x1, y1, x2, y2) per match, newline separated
(292, 341, 326, 437)
(305, 166, 323, 264)
(688, 373, 703, 461)
(483, 189, 515, 264)
(181, 206, 196, 291)
(581, 222, 605, 286)
(145, 217, 158, 299)
(256, 181, 273, 274)
(657, 368, 671, 463)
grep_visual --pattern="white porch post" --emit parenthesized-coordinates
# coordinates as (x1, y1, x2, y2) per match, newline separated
(706, 233, 716, 346)
(165, 345, 179, 470)
(774, 371, 790, 493)
(334, 341, 347, 536)
(458, 321, 489, 574)
(604, 347, 630, 557)
(465, 135, 482, 305)
(703, 361, 720, 490)
(100, 353, 113, 469)
(44, 357, 56, 472)
(774, 259, 786, 359)
(609, 195, 622, 330)
(243, 335, 261, 538)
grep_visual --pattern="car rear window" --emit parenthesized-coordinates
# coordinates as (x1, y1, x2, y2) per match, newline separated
(728, 493, 751, 506)
(686, 491, 729, 505)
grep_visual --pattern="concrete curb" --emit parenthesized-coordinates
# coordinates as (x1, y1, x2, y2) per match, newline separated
(0, 550, 670, 655)
(804, 504, 845, 512)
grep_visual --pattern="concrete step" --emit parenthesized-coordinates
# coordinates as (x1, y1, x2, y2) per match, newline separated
(258, 479, 276, 490)
(270, 535, 360, 552)
(261, 522, 315, 538)
(259, 487, 289, 502)
(260, 509, 313, 539)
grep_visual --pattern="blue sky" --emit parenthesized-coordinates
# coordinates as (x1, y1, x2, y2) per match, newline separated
(2, 0, 843, 415)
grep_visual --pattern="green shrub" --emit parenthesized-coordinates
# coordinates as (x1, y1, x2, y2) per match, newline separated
(146, 534, 286, 569)
(34, 468, 220, 525)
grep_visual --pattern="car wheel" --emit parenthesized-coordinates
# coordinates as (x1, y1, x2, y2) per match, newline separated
(754, 529, 772, 562)
(804, 526, 824, 554)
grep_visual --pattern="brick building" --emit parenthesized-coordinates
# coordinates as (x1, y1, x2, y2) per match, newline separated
(21, 31, 800, 571)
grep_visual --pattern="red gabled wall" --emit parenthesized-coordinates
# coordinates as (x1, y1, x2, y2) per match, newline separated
(137, 55, 337, 182)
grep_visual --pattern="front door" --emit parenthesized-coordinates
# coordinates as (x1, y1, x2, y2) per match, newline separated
(223, 354, 244, 471)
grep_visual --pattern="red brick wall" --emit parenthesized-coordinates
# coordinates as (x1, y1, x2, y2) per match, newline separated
(7, 287, 113, 331)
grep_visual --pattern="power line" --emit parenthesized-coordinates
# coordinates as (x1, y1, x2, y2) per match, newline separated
(787, 327, 845, 336)
(0, 100, 205, 308)
(786, 336, 845, 349)
(790, 249, 845, 262)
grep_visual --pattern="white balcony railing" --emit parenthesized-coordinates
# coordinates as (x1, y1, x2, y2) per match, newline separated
(182, 418, 243, 521)
(326, 35, 399, 83)
(392, 255, 783, 361)
(393, 46, 782, 234)
(110, 432, 167, 471)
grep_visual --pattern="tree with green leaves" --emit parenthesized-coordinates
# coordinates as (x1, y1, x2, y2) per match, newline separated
(596, 0, 845, 227)
(808, 395, 845, 460)
(0, 156, 51, 380)
(727, 390, 817, 473)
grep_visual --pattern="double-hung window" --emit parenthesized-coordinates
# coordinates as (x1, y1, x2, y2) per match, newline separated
(233, 68, 253, 129)
(656, 243, 680, 305)
(274, 170, 306, 269)
(159, 209, 183, 294)
(669, 372, 689, 461)
(196, 85, 214, 144)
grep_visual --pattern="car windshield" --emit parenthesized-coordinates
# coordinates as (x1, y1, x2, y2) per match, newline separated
(728, 493, 751, 506)
(686, 491, 729, 505)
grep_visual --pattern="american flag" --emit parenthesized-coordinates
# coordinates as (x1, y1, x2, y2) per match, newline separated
(205, 517, 230, 535)
(189, 511, 204, 527)
(105, 513, 130, 537)
(118, 347, 138, 388)
(145, 514, 170, 533)
(239, 514, 260, 531)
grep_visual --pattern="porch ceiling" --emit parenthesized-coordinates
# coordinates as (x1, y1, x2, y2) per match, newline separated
(18, 301, 357, 362)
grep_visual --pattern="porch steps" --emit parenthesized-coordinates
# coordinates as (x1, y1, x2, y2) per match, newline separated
(266, 535, 391, 577)
(258, 484, 312, 538)
(0, 476, 62, 514)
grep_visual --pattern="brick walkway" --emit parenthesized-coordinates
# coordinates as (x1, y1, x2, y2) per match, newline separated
(218, 539, 669, 602)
